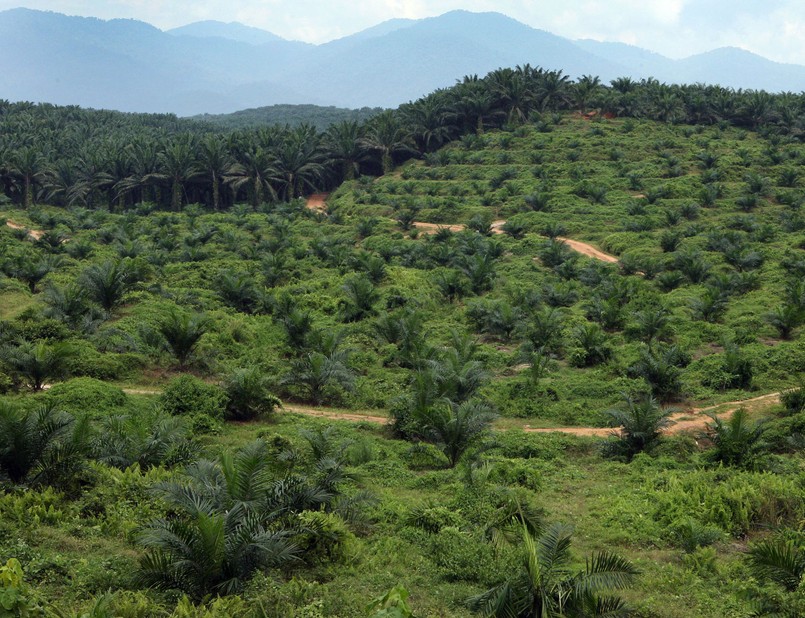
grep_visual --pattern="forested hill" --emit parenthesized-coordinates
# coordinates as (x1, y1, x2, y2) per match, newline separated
(192, 104, 385, 131)
(4, 8, 805, 115)
(3, 63, 805, 213)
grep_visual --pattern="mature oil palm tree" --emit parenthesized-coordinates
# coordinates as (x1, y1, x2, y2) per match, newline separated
(198, 135, 238, 211)
(271, 125, 326, 201)
(9, 146, 48, 208)
(229, 145, 278, 208)
(324, 120, 368, 182)
(573, 74, 602, 113)
(150, 135, 199, 210)
(360, 111, 416, 175)
(400, 94, 457, 153)
(468, 524, 638, 618)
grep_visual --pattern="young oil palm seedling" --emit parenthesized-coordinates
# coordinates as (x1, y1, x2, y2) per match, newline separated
(1, 340, 76, 391)
(704, 408, 767, 468)
(0, 401, 90, 489)
(468, 523, 638, 617)
(604, 394, 676, 459)
(155, 308, 210, 368)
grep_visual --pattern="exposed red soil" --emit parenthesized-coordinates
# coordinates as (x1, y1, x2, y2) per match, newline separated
(6, 220, 44, 240)
(305, 193, 329, 212)
(555, 236, 619, 263)
(112, 387, 781, 437)
(524, 392, 782, 437)
(411, 221, 465, 234)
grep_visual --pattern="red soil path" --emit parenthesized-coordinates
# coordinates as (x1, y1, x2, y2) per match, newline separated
(5, 220, 44, 240)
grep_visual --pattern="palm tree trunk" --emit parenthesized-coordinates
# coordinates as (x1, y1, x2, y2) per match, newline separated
(23, 176, 31, 209)
(212, 172, 220, 211)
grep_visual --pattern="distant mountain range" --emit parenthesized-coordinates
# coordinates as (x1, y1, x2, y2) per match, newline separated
(3, 7, 805, 116)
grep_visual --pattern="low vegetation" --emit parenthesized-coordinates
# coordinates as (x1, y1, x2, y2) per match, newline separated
(1, 67, 805, 616)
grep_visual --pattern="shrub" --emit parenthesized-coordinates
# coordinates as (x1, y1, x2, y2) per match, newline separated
(781, 386, 805, 415)
(405, 503, 463, 533)
(651, 469, 804, 536)
(223, 367, 282, 421)
(0, 558, 44, 616)
(42, 377, 128, 418)
(158, 374, 226, 422)
(670, 518, 725, 553)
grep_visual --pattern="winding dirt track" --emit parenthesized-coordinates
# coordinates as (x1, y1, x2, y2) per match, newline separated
(116, 386, 782, 436)
(304, 196, 620, 263)
(22, 200, 784, 436)
(554, 237, 618, 263)
(524, 392, 782, 437)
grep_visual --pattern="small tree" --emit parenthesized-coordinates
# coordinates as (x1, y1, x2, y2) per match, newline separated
(468, 524, 638, 618)
(283, 350, 354, 406)
(1, 340, 76, 391)
(413, 401, 497, 467)
(156, 308, 210, 368)
(704, 408, 766, 468)
(79, 260, 130, 312)
(0, 402, 90, 489)
(605, 394, 675, 459)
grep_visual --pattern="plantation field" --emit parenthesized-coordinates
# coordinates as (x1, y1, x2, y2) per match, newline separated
(1, 110, 805, 617)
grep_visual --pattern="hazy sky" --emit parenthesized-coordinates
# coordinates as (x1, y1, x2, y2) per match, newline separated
(3, 0, 805, 64)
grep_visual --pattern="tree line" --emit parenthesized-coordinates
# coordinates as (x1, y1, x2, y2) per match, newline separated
(3, 65, 805, 211)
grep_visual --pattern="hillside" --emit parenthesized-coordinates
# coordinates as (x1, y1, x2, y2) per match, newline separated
(2, 98, 805, 615)
(4, 8, 805, 114)
(192, 103, 385, 130)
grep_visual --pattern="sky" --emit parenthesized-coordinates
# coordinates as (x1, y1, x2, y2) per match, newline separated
(3, 0, 805, 65)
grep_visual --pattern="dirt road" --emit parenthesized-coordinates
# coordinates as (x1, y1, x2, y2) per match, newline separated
(5, 220, 44, 240)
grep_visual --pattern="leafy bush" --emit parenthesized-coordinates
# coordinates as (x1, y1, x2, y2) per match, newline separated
(781, 386, 805, 416)
(0, 558, 44, 617)
(670, 518, 725, 553)
(42, 377, 128, 418)
(157, 374, 227, 425)
(651, 469, 804, 536)
(222, 367, 282, 421)
(405, 504, 463, 533)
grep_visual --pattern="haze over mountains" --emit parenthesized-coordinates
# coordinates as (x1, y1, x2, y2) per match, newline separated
(3, 7, 805, 117)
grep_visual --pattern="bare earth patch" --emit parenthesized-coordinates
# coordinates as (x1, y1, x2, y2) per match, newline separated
(524, 392, 782, 437)
(305, 193, 329, 212)
(555, 236, 619, 263)
(6, 220, 44, 240)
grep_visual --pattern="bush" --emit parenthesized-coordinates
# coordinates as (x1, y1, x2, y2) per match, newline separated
(670, 518, 725, 553)
(651, 469, 804, 536)
(405, 504, 463, 533)
(42, 377, 128, 418)
(781, 386, 805, 416)
(295, 511, 357, 564)
(222, 367, 282, 421)
(430, 527, 504, 584)
(158, 375, 227, 424)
